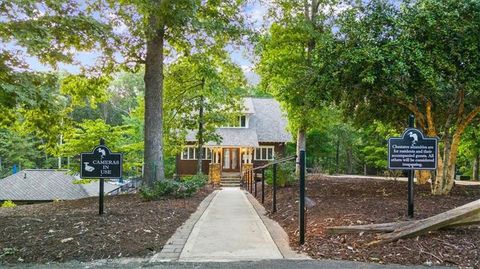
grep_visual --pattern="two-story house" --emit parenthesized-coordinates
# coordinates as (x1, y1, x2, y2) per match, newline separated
(176, 97, 292, 184)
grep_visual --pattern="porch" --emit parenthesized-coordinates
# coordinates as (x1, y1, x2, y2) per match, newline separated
(208, 147, 256, 186)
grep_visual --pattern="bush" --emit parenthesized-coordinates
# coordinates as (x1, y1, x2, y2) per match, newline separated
(139, 173, 208, 200)
(265, 161, 296, 187)
(1, 200, 16, 208)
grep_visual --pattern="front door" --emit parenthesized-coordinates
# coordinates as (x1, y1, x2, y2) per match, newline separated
(222, 148, 239, 172)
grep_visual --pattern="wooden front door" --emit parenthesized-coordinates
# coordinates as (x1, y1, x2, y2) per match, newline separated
(222, 148, 239, 172)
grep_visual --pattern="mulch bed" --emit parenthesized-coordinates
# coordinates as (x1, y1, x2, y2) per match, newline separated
(0, 186, 213, 264)
(255, 176, 480, 268)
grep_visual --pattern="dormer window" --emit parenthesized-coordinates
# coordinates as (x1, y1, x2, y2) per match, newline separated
(239, 115, 246, 127)
(222, 115, 248, 128)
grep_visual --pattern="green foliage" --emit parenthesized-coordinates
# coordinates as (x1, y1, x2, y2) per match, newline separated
(265, 161, 296, 188)
(257, 0, 337, 134)
(59, 119, 126, 173)
(139, 174, 207, 200)
(72, 179, 95, 184)
(457, 124, 480, 177)
(1, 200, 16, 208)
(358, 122, 399, 171)
(60, 75, 110, 108)
(0, 128, 45, 176)
(163, 52, 247, 156)
(0, 1, 116, 70)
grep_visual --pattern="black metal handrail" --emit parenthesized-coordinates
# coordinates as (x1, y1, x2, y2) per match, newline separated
(249, 155, 297, 171)
(242, 155, 296, 211)
(241, 151, 307, 245)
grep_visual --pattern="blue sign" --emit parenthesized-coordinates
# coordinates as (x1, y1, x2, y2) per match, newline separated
(388, 128, 438, 170)
(80, 145, 123, 178)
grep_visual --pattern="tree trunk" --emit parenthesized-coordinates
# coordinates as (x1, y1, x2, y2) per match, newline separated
(296, 129, 306, 174)
(432, 133, 461, 195)
(143, 19, 166, 186)
(197, 92, 205, 175)
(346, 147, 353, 174)
(335, 140, 339, 174)
(473, 153, 479, 181)
(416, 170, 430, 184)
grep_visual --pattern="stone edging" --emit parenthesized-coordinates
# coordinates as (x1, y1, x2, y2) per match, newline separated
(244, 190, 310, 260)
(149, 190, 219, 262)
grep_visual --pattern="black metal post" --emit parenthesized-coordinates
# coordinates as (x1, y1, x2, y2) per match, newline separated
(299, 150, 306, 245)
(99, 138, 105, 215)
(251, 170, 254, 193)
(99, 178, 104, 215)
(261, 168, 265, 204)
(254, 171, 257, 197)
(408, 114, 415, 218)
(272, 163, 277, 213)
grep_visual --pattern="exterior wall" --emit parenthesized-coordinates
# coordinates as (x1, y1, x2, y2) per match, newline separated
(177, 142, 287, 176)
(252, 142, 287, 169)
(177, 158, 210, 176)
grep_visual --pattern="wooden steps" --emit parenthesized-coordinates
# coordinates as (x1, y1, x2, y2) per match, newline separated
(220, 172, 241, 187)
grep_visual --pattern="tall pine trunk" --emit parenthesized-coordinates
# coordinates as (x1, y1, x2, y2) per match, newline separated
(143, 19, 166, 186)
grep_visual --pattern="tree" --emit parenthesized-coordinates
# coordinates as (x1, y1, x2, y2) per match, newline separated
(335, 0, 480, 194)
(103, 0, 248, 185)
(257, 0, 338, 173)
(163, 52, 246, 174)
(2, 1, 248, 186)
(0, 128, 44, 177)
(458, 123, 480, 181)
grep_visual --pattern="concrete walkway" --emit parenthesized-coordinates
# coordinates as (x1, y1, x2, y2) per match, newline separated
(179, 187, 283, 261)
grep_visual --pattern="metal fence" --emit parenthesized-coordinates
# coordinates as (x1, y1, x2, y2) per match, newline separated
(241, 150, 307, 244)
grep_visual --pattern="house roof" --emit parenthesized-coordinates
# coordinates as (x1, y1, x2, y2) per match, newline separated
(243, 97, 256, 114)
(249, 98, 292, 143)
(0, 169, 119, 201)
(205, 128, 259, 147)
(186, 97, 292, 147)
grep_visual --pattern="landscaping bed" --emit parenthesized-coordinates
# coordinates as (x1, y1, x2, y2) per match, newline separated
(0, 186, 213, 264)
(256, 175, 480, 267)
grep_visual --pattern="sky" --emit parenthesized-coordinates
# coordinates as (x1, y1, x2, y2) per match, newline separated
(21, 1, 268, 85)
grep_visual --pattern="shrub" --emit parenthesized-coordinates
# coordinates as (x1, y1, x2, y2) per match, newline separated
(265, 161, 296, 187)
(1, 200, 16, 208)
(139, 173, 208, 200)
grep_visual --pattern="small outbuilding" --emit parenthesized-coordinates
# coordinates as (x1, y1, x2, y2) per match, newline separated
(0, 169, 120, 203)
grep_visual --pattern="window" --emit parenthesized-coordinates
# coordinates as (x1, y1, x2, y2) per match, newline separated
(254, 146, 275, 161)
(239, 115, 246, 127)
(181, 146, 212, 160)
(221, 115, 248, 128)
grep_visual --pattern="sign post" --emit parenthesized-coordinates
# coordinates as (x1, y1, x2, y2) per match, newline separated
(80, 139, 123, 215)
(407, 115, 415, 218)
(299, 150, 306, 245)
(388, 114, 438, 218)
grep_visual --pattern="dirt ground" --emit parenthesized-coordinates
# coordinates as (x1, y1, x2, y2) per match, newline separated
(0, 186, 213, 264)
(255, 175, 480, 268)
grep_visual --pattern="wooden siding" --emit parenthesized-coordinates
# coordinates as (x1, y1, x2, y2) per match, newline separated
(177, 142, 287, 176)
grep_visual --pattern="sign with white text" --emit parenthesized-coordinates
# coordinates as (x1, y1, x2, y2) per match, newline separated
(80, 145, 122, 178)
(388, 128, 438, 170)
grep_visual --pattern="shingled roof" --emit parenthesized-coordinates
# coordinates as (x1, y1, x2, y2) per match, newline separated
(186, 97, 292, 146)
(0, 169, 119, 201)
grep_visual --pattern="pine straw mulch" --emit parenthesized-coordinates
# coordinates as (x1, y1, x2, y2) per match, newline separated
(0, 186, 213, 264)
(256, 175, 480, 268)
